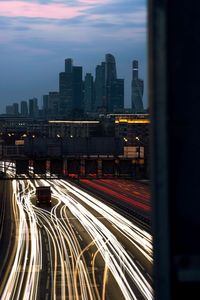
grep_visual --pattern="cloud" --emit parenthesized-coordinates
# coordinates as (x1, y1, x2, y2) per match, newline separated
(0, 0, 147, 111)
(0, 0, 146, 24)
(0, 0, 147, 38)
(85, 0, 145, 15)
(0, 1, 90, 19)
(13, 26, 30, 31)
(0, 17, 12, 29)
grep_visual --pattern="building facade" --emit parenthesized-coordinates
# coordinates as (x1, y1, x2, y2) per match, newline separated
(13, 103, 19, 115)
(131, 60, 144, 113)
(94, 54, 124, 114)
(84, 73, 94, 113)
(94, 62, 106, 112)
(21, 101, 28, 117)
(29, 98, 38, 118)
(59, 71, 73, 115)
(59, 59, 83, 116)
(73, 66, 83, 111)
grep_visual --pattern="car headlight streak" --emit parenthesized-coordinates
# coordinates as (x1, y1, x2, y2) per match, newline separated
(0, 177, 153, 300)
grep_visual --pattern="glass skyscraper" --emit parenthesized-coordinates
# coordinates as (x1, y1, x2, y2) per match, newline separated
(105, 53, 124, 113)
(59, 59, 83, 116)
(131, 60, 144, 113)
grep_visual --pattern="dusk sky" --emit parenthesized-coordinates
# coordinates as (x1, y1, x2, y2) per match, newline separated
(0, 0, 147, 113)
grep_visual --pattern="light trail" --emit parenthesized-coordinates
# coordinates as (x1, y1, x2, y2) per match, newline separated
(0, 181, 6, 241)
(58, 180, 152, 261)
(44, 178, 153, 300)
(0, 173, 153, 300)
(0, 180, 42, 300)
(28, 179, 96, 299)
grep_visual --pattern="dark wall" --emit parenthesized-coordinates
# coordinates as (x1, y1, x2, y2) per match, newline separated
(24, 137, 123, 157)
(150, 0, 200, 299)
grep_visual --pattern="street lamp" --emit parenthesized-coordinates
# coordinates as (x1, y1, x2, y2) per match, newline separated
(135, 136, 141, 179)
(135, 136, 141, 159)
(135, 136, 140, 141)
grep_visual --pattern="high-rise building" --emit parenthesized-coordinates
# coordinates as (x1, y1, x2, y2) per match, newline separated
(43, 95, 49, 114)
(21, 101, 28, 116)
(131, 60, 144, 113)
(84, 73, 94, 112)
(105, 53, 117, 83)
(59, 59, 83, 115)
(94, 54, 124, 113)
(65, 58, 73, 73)
(29, 97, 39, 117)
(59, 70, 73, 114)
(6, 105, 14, 115)
(73, 66, 83, 111)
(105, 54, 117, 112)
(43, 92, 59, 117)
(105, 54, 124, 113)
(48, 92, 59, 115)
(13, 103, 19, 115)
(110, 79, 124, 112)
(94, 62, 106, 111)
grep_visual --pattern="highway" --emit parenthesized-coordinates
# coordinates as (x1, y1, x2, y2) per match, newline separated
(78, 179, 151, 223)
(0, 176, 153, 300)
(0, 180, 13, 282)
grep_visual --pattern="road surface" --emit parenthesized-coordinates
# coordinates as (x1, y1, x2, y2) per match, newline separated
(0, 177, 153, 300)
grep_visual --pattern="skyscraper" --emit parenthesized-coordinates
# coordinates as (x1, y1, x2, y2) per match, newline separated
(105, 53, 124, 113)
(131, 60, 144, 113)
(59, 70, 73, 115)
(94, 62, 106, 111)
(48, 92, 60, 115)
(59, 58, 83, 116)
(84, 73, 94, 112)
(110, 79, 124, 112)
(94, 54, 124, 113)
(65, 58, 73, 73)
(43, 95, 49, 115)
(105, 54, 117, 83)
(13, 103, 19, 115)
(29, 98, 38, 117)
(6, 105, 14, 115)
(105, 54, 116, 112)
(21, 101, 28, 116)
(73, 66, 83, 111)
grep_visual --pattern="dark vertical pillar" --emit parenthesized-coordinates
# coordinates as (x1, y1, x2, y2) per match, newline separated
(80, 159, 85, 177)
(150, 0, 200, 299)
(97, 158, 102, 178)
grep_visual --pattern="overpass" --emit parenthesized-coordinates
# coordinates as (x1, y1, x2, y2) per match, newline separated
(0, 137, 146, 179)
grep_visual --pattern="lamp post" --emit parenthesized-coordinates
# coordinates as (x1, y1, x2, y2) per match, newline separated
(136, 136, 141, 159)
(135, 136, 141, 179)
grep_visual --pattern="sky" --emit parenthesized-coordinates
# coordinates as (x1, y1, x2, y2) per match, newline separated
(0, 0, 147, 113)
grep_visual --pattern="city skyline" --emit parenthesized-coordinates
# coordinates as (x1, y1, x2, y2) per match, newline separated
(4, 55, 145, 117)
(0, 0, 147, 113)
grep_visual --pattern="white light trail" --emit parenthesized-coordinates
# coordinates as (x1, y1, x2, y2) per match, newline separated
(0, 175, 153, 300)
